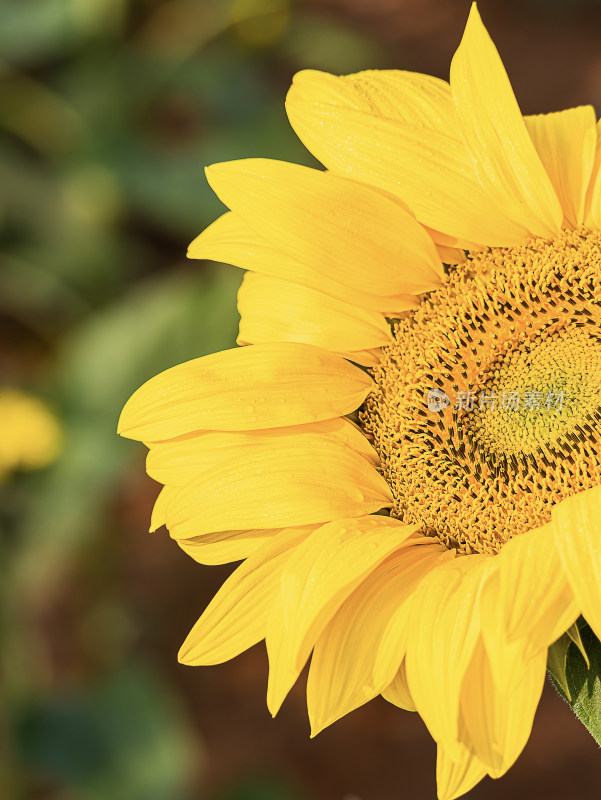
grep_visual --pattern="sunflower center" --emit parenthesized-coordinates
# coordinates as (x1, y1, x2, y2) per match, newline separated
(468, 324, 601, 458)
(361, 228, 601, 554)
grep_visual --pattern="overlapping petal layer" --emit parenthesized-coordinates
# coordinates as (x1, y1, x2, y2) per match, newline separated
(381, 659, 415, 712)
(265, 516, 419, 715)
(404, 556, 493, 758)
(307, 537, 450, 734)
(525, 106, 597, 227)
(165, 438, 392, 539)
(189, 211, 420, 314)
(493, 522, 579, 656)
(146, 418, 379, 487)
(286, 69, 528, 246)
(436, 743, 487, 800)
(237, 272, 393, 365)
(460, 638, 547, 778)
(177, 528, 282, 565)
(179, 527, 310, 665)
(478, 572, 545, 697)
(285, 68, 461, 134)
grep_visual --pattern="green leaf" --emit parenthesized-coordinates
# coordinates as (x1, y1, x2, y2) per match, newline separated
(549, 622, 601, 745)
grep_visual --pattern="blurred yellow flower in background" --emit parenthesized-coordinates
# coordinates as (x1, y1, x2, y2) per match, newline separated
(120, 4, 601, 798)
(0, 389, 62, 479)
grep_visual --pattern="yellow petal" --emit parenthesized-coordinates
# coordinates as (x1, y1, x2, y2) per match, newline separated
(176, 524, 322, 566)
(189, 212, 420, 315)
(551, 484, 601, 641)
(524, 106, 597, 227)
(460, 637, 546, 778)
(585, 119, 601, 228)
(436, 742, 487, 800)
(436, 245, 467, 266)
(450, 5, 562, 238)
(287, 68, 462, 135)
(118, 342, 372, 441)
(373, 601, 414, 686)
(372, 547, 456, 688)
(424, 226, 472, 250)
(237, 272, 393, 358)
(286, 74, 530, 246)
(178, 527, 310, 665)
(265, 516, 418, 716)
(177, 528, 278, 565)
(165, 438, 393, 539)
(339, 347, 384, 368)
(404, 555, 493, 758)
(478, 571, 546, 697)
(307, 538, 446, 735)
(381, 659, 415, 713)
(566, 621, 590, 668)
(149, 485, 170, 532)
(146, 418, 379, 487)
(203, 159, 443, 295)
(495, 522, 579, 656)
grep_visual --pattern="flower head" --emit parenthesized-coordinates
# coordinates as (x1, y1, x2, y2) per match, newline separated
(119, 5, 601, 797)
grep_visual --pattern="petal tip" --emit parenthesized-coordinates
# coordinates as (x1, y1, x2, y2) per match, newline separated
(116, 406, 133, 438)
(466, 2, 483, 28)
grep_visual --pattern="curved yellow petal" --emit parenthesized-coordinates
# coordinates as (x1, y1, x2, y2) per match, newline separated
(436, 742, 487, 800)
(177, 528, 279, 565)
(287, 68, 461, 135)
(495, 522, 579, 656)
(149, 485, 170, 532)
(265, 516, 418, 716)
(189, 212, 420, 315)
(176, 524, 322, 566)
(307, 537, 446, 735)
(146, 418, 379, 488)
(165, 439, 393, 539)
(237, 272, 393, 359)
(450, 5, 562, 238)
(118, 342, 372, 441)
(203, 159, 443, 296)
(178, 527, 310, 665)
(551, 484, 601, 641)
(404, 555, 493, 758)
(525, 106, 597, 227)
(381, 659, 415, 713)
(286, 75, 529, 246)
(460, 637, 546, 778)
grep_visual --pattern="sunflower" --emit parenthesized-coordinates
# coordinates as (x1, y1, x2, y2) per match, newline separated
(118, 5, 601, 798)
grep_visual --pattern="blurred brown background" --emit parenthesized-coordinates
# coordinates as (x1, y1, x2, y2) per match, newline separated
(3, 0, 601, 798)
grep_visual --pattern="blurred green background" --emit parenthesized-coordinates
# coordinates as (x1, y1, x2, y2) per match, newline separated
(3, 1, 601, 798)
